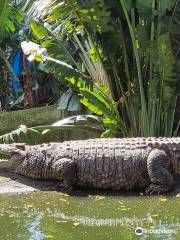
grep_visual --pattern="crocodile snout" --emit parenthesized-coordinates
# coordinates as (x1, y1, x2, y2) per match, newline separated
(0, 144, 22, 157)
(0, 144, 26, 172)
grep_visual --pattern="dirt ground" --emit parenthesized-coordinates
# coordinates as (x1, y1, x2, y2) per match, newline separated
(0, 172, 59, 194)
(0, 172, 179, 196)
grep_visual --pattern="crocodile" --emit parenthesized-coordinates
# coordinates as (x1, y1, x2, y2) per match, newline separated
(0, 138, 180, 195)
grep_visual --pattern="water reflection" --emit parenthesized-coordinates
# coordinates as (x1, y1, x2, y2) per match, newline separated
(27, 214, 45, 240)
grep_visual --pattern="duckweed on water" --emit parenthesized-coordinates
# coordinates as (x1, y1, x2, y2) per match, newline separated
(0, 192, 179, 240)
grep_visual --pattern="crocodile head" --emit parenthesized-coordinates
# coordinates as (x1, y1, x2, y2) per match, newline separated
(0, 144, 26, 171)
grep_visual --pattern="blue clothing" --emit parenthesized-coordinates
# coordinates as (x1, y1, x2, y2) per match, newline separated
(10, 49, 23, 91)
(9, 49, 33, 92)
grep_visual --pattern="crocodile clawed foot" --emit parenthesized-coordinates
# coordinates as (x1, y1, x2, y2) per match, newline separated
(145, 184, 168, 195)
(41, 184, 57, 191)
(55, 182, 73, 193)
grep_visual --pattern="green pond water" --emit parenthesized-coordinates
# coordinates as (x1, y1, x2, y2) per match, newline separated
(0, 192, 179, 240)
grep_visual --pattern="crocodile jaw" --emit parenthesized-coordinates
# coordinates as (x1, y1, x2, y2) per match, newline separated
(0, 144, 23, 157)
(0, 144, 26, 171)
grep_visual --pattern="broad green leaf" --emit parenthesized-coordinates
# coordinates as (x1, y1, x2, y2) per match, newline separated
(81, 97, 103, 115)
(30, 20, 49, 39)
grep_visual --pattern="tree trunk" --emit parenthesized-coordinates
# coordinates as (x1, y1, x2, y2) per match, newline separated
(22, 55, 34, 108)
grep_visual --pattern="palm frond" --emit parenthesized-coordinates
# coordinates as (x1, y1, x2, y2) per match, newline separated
(0, 125, 39, 144)
(0, 115, 104, 144)
(0, 0, 22, 42)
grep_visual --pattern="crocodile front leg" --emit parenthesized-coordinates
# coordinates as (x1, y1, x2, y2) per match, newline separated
(53, 158, 76, 192)
(146, 149, 174, 195)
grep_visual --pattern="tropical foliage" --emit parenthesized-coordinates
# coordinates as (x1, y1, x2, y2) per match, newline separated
(0, 0, 22, 42)
(0, 0, 23, 82)
(0, 1, 64, 110)
(1, 0, 180, 141)
(21, 0, 180, 136)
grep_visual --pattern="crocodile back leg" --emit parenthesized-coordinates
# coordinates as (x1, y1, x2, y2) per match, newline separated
(146, 149, 174, 195)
